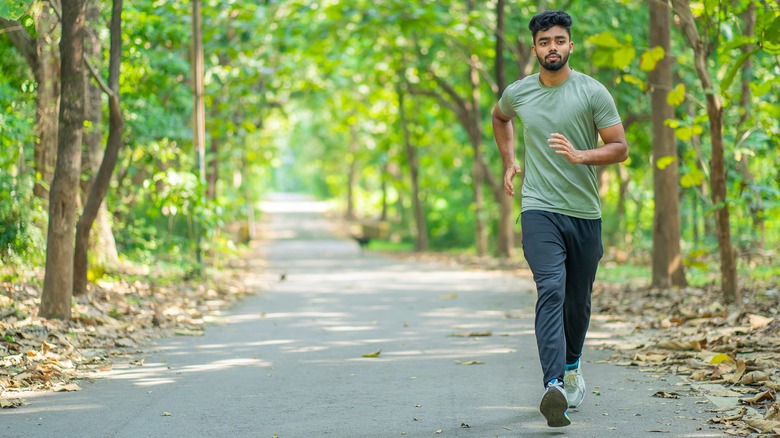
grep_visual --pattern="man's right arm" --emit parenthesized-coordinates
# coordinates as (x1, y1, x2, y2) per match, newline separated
(492, 105, 521, 197)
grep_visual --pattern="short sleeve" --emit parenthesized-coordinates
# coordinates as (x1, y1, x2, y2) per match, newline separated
(498, 83, 519, 118)
(591, 84, 621, 129)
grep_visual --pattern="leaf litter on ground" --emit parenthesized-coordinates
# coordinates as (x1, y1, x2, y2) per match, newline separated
(381, 249, 780, 437)
(1, 255, 268, 406)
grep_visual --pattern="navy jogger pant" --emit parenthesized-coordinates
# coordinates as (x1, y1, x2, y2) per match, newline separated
(521, 210, 603, 388)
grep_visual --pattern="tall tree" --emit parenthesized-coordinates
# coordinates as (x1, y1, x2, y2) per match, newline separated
(81, 0, 119, 270)
(73, 0, 124, 295)
(670, 0, 738, 302)
(192, 0, 206, 270)
(0, 2, 60, 200)
(39, 0, 88, 319)
(398, 79, 428, 251)
(649, 0, 686, 288)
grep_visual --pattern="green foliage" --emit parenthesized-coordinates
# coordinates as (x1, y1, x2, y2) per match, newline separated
(0, 0, 778, 289)
(0, 0, 33, 20)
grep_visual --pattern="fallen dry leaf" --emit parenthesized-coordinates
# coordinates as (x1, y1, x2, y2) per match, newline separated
(744, 418, 780, 433)
(162, 411, 172, 417)
(739, 391, 775, 405)
(739, 371, 769, 385)
(437, 293, 458, 300)
(748, 314, 774, 330)
(455, 360, 483, 365)
(361, 350, 382, 358)
(450, 331, 492, 337)
(0, 398, 25, 409)
(652, 391, 680, 399)
(53, 383, 81, 392)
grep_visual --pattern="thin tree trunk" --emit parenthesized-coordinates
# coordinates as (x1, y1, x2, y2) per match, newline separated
(192, 0, 206, 270)
(73, 0, 123, 295)
(40, 0, 88, 320)
(493, 0, 514, 259)
(650, 0, 686, 288)
(35, 3, 60, 201)
(1, 5, 60, 200)
(206, 98, 221, 201)
(736, 3, 763, 249)
(671, 0, 738, 303)
(81, 0, 119, 271)
(398, 82, 428, 252)
(346, 125, 358, 220)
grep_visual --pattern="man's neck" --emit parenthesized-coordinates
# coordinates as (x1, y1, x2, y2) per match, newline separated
(539, 65, 573, 86)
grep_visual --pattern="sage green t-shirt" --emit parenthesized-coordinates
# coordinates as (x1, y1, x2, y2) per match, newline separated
(498, 70, 621, 219)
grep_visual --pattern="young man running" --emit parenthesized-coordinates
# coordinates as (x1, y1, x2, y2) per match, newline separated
(492, 10, 629, 427)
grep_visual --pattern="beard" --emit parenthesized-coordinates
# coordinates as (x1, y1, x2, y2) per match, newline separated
(537, 51, 569, 71)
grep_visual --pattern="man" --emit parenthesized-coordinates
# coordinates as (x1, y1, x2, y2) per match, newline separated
(491, 10, 628, 428)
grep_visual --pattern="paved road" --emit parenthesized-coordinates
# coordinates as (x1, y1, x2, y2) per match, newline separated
(1, 194, 726, 437)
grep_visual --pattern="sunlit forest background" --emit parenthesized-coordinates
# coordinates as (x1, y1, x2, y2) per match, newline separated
(1, 0, 779, 319)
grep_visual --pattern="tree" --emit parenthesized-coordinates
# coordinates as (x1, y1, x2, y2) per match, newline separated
(670, 0, 737, 302)
(39, 0, 87, 319)
(0, 2, 60, 200)
(398, 79, 428, 251)
(649, 0, 686, 288)
(73, 0, 124, 295)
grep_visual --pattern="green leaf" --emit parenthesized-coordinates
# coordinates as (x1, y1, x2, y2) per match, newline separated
(720, 47, 760, 94)
(674, 124, 703, 141)
(666, 84, 686, 106)
(640, 46, 665, 72)
(612, 45, 636, 69)
(588, 32, 622, 48)
(0, 0, 33, 20)
(622, 74, 647, 91)
(766, 16, 780, 44)
(656, 156, 676, 170)
(681, 168, 705, 188)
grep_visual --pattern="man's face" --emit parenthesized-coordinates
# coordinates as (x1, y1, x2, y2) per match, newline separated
(532, 25, 573, 72)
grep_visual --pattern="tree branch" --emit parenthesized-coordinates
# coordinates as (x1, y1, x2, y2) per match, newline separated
(47, 0, 116, 98)
(0, 17, 38, 71)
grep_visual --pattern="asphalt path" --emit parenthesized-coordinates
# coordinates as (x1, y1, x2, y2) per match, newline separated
(1, 193, 727, 437)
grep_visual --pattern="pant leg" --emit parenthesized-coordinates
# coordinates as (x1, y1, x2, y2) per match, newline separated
(561, 216, 603, 365)
(521, 210, 566, 387)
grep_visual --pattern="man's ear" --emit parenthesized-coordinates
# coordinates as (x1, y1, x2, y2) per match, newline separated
(570, 42, 574, 53)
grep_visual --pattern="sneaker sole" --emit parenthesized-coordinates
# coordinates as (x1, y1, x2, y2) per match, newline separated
(540, 388, 571, 427)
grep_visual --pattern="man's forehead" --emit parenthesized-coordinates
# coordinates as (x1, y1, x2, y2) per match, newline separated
(536, 33, 568, 40)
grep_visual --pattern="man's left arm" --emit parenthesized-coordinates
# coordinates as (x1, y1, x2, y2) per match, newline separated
(548, 123, 628, 165)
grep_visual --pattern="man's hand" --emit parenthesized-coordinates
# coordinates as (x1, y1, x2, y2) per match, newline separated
(503, 163, 522, 197)
(548, 133, 584, 164)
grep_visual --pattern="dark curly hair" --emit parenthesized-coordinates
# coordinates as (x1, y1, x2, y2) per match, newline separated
(528, 10, 572, 43)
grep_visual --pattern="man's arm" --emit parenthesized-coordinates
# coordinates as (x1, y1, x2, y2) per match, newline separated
(548, 123, 629, 166)
(492, 105, 522, 197)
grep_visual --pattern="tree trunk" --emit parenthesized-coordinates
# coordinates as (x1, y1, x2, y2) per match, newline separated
(81, 1, 119, 271)
(398, 83, 428, 252)
(493, 0, 514, 259)
(73, 0, 124, 295)
(671, 0, 739, 303)
(40, 0, 88, 320)
(346, 125, 358, 220)
(192, 0, 206, 270)
(736, 3, 763, 249)
(35, 4, 60, 201)
(650, 0, 686, 288)
(206, 98, 221, 201)
(0, 5, 60, 200)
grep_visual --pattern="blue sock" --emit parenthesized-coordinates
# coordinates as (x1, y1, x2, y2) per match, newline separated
(565, 359, 580, 371)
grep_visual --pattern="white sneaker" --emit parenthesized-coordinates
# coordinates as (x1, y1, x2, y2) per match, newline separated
(564, 363, 586, 408)
(540, 379, 571, 427)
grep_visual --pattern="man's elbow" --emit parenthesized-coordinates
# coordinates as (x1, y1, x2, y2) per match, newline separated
(618, 143, 629, 162)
